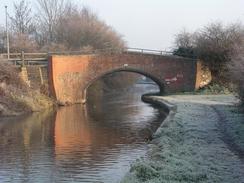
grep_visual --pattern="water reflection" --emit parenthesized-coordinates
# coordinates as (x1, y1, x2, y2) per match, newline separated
(0, 110, 56, 183)
(0, 85, 166, 183)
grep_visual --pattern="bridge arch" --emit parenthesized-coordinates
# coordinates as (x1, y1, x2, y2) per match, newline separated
(82, 67, 165, 103)
(49, 53, 200, 104)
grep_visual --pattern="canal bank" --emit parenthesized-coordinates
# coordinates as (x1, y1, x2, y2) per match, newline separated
(0, 63, 54, 116)
(122, 95, 244, 183)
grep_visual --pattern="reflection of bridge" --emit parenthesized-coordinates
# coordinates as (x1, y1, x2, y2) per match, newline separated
(48, 49, 207, 105)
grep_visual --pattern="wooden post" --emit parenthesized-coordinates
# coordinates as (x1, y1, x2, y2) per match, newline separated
(39, 67, 44, 85)
(21, 51, 25, 66)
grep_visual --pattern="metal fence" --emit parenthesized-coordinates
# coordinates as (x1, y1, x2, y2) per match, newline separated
(0, 47, 173, 66)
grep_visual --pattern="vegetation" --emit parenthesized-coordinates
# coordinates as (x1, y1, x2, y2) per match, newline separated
(0, 0, 125, 52)
(122, 95, 244, 183)
(173, 29, 197, 58)
(174, 23, 244, 106)
(0, 0, 127, 113)
(0, 62, 54, 116)
(1, 1, 243, 107)
(228, 44, 244, 107)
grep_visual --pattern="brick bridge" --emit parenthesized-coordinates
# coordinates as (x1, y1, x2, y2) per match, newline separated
(48, 49, 208, 105)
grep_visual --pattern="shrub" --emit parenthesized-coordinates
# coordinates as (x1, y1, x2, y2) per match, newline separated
(0, 62, 54, 116)
(174, 23, 244, 85)
(228, 50, 244, 106)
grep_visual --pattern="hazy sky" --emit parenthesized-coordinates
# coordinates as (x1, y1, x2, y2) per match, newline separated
(0, 0, 244, 50)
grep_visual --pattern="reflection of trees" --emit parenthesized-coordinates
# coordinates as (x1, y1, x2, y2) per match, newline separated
(0, 109, 56, 180)
(0, 83, 166, 182)
(0, 109, 55, 151)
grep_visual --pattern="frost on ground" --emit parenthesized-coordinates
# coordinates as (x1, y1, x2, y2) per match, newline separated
(121, 95, 244, 183)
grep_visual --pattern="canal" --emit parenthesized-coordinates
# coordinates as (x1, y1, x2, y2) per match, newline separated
(0, 84, 167, 183)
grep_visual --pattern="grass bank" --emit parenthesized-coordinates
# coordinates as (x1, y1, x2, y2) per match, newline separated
(121, 95, 244, 183)
(0, 62, 55, 116)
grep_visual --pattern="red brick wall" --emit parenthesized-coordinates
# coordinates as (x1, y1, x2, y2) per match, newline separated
(48, 53, 198, 104)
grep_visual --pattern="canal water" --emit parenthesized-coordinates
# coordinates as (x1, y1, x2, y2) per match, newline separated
(0, 84, 166, 183)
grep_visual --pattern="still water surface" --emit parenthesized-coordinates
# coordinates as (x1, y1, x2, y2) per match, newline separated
(0, 85, 166, 183)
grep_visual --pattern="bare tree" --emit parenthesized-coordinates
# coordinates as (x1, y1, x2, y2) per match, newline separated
(10, 0, 34, 34)
(195, 22, 244, 81)
(173, 30, 196, 58)
(8, 0, 38, 52)
(174, 22, 244, 83)
(5, 0, 125, 52)
(10, 33, 38, 52)
(174, 22, 244, 104)
(228, 36, 244, 106)
(54, 6, 125, 51)
(36, 0, 67, 44)
(175, 29, 195, 48)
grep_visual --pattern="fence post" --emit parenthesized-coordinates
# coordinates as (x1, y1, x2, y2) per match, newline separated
(39, 67, 44, 85)
(21, 51, 25, 66)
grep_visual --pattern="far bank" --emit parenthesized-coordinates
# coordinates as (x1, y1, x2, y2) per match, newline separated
(0, 62, 55, 116)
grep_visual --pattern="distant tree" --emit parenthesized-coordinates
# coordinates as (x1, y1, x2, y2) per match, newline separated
(8, 0, 38, 52)
(175, 29, 194, 48)
(10, 33, 38, 52)
(173, 30, 196, 58)
(53, 5, 125, 51)
(4, 0, 125, 52)
(10, 0, 35, 34)
(36, 0, 67, 45)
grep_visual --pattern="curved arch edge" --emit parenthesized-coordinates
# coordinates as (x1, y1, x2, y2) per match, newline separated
(82, 67, 165, 104)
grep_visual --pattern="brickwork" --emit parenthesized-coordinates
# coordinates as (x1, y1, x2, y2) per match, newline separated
(195, 61, 212, 89)
(48, 52, 207, 104)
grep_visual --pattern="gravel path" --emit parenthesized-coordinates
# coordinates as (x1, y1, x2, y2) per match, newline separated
(122, 95, 244, 183)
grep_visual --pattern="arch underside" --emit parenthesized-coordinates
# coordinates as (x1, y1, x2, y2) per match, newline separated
(82, 67, 165, 103)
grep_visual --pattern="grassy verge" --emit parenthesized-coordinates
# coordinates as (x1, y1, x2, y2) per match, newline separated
(121, 95, 244, 183)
